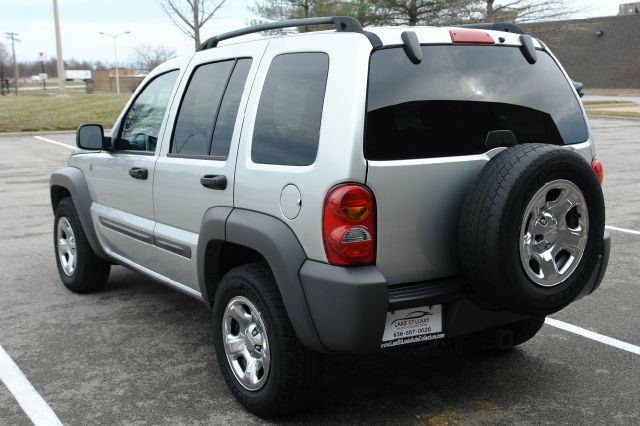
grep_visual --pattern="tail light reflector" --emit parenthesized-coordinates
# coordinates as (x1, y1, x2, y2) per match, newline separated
(323, 184, 376, 266)
(591, 158, 604, 184)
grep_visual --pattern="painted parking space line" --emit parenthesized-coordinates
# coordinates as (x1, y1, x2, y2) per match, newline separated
(33, 136, 74, 150)
(606, 225, 640, 236)
(0, 344, 63, 426)
(545, 318, 640, 356)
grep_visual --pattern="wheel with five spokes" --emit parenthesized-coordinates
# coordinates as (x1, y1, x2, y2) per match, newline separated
(459, 144, 605, 316)
(212, 262, 323, 417)
(54, 197, 110, 293)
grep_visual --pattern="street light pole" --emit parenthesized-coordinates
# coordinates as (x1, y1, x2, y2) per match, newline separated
(99, 31, 130, 95)
(52, 0, 66, 95)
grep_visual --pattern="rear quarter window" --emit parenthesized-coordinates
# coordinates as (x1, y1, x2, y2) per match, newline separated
(366, 45, 588, 161)
(251, 52, 329, 166)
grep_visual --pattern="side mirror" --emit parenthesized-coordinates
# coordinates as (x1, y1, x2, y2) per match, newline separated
(76, 124, 105, 150)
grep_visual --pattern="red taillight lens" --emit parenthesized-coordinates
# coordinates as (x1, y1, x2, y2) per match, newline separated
(591, 158, 604, 184)
(323, 184, 376, 266)
(449, 28, 495, 44)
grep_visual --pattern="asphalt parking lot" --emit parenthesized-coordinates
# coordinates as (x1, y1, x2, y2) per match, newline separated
(1, 118, 639, 425)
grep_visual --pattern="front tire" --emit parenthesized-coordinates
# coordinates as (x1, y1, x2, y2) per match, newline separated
(212, 263, 323, 417)
(54, 197, 110, 293)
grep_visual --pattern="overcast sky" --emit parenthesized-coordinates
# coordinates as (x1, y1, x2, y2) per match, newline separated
(0, 0, 626, 64)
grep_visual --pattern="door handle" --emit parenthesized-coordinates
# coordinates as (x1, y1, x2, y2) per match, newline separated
(129, 167, 148, 180)
(200, 174, 227, 190)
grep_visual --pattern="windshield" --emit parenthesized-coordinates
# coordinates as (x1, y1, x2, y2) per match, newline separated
(365, 45, 588, 160)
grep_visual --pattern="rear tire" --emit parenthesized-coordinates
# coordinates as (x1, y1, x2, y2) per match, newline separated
(212, 262, 323, 417)
(54, 197, 110, 293)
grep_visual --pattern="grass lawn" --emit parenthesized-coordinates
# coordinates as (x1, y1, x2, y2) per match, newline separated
(0, 93, 130, 133)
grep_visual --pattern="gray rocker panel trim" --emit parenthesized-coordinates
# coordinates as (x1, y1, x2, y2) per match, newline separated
(197, 208, 327, 353)
(50, 167, 108, 260)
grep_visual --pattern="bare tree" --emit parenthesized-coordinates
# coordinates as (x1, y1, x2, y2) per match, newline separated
(484, 0, 578, 23)
(158, 0, 227, 50)
(131, 44, 177, 72)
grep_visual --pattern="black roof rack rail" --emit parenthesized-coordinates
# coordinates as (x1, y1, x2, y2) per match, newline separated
(458, 22, 527, 35)
(199, 16, 364, 50)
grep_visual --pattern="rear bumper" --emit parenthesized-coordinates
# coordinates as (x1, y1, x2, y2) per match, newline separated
(299, 262, 523, 353)
(299, 231, 610, 354)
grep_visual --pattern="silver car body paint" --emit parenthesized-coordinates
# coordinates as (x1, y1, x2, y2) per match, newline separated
(65, 26, 594, 291)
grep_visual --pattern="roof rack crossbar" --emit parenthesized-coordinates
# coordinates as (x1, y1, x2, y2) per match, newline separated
(199, 16, 364, 50)
(458, 22, 527, 35)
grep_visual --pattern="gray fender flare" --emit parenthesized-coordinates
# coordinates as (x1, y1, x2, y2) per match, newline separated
(50, 167, 108, 260)
(197, 208, 327, 353)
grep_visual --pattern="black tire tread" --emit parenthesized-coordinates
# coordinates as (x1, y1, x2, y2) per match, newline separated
(54, 197, 110, 293)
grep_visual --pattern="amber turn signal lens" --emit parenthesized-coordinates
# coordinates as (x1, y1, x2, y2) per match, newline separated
(340, 189, 371, 222)
(342, 206, 369, 221)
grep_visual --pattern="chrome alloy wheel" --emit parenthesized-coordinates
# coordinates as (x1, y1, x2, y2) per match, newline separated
(222, 296, 271, 391)
(57, 217, 77, 276)
(519, 179, 589, 287)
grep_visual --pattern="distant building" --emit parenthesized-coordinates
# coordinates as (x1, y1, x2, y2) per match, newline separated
(523, 13, 640, 88)
(619, 2, 640, 15)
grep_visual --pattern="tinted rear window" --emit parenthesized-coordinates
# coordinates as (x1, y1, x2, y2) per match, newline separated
(251, 52, 329, 166)
(366, 45, 588, 161)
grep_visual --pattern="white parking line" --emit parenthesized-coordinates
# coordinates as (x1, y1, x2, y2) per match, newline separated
(0, 344, 63, 426)
(33, 135, 74, 150)
(545, 318, 640, 355)
(606, 225, 640, 236)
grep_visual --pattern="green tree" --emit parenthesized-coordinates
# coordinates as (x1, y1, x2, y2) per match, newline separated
(251, 0, 349, 31)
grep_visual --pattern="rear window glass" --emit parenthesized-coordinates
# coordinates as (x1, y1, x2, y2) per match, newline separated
(366, 45, 588, 161)
(251, 52, 329, 166)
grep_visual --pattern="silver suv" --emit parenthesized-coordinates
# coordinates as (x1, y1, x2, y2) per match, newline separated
(50, 17, 610, 417)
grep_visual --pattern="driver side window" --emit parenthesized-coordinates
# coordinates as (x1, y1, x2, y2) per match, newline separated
(117, 70, 179, 153)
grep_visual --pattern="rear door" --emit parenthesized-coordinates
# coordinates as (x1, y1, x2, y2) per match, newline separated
(365, 42, 591, 285)
(150, 41, 267, 289)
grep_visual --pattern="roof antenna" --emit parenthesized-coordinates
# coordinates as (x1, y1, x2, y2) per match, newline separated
(401, 31, 422, 64)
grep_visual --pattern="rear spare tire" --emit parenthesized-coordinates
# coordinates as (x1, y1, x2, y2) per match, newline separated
(459, 144, 604, 316)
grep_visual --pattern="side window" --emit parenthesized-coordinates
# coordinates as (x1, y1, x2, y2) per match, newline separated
(171, 60, 229, 156)
(210, 59, 252, 158)
(118, 70, 178, 153)
(251, 53, 329, 166)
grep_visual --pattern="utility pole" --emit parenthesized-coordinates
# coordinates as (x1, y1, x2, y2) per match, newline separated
(52, 0, 66, 95)
(5, 32, 20, 95)
(99, 31, 130, 95)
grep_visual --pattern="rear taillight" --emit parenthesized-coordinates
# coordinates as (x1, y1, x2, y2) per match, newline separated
(322, 184, 376, 266)
(591, 158, 604, 184)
